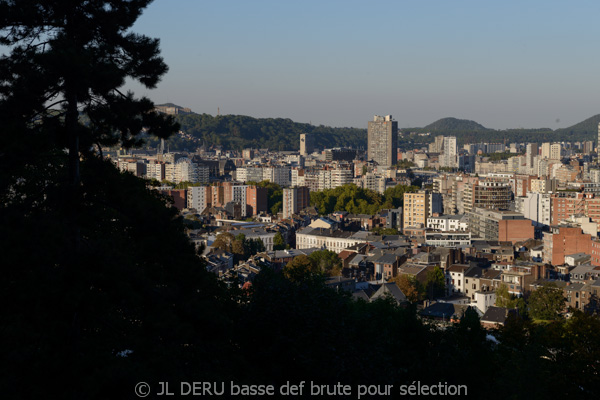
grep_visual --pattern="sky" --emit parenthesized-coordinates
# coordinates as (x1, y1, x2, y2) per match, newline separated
(127, 0, 600, 130)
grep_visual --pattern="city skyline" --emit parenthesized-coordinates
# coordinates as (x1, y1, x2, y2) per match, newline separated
(126, 0, 600, 130)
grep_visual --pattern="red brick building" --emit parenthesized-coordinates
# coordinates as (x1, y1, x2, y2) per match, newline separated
(551, 192, 600, 225)
(247, 186, 268, 216)
(543, 226, 592, 266)
(498, 219, 535, 244)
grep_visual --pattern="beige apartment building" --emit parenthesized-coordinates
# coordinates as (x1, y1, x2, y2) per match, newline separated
(403, 190, 430, 230)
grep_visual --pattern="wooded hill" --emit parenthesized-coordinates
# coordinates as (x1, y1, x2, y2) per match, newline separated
(149, 105, 600, 151)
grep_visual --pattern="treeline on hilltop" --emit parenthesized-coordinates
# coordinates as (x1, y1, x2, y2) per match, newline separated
(146, 113, 367, 151)
(401, 114, 600, 147)
(142, 112, 600, 152)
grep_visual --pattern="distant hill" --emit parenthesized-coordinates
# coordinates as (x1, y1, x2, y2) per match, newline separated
(423, 117, 490, 132)
(554, 114, 600, 137)
(145, 112, 367, 151)
(144, 105, 600, 151)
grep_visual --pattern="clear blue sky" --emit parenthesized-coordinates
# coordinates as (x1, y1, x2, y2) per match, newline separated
(127, 0, 600, 130)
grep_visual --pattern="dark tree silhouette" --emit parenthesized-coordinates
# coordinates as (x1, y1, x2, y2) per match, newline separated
(0, 0, 178, 186)
(0, 3, 234, 399)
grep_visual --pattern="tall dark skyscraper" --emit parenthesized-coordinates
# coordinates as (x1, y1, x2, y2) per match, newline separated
(368, 115, 398, 167)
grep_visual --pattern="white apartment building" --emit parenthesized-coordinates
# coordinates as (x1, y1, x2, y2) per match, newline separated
(264, 166, 291, 187)
(331, 168, 353, 188)
(232, 185, 248, 217)
(188, 186, 210, 213)
(165, 157, 200, 183)
(354, 173, 387, 194)
(296, 227, 367, 253)
(441, 136, 457, 168)
(515, 192, 552, 227)
(291, 169, 305, 187)
(550, 143, 562, 160)
(146, 161, 165, 181)
(427, 215, 468, 231)
(236, 166, 264, 183)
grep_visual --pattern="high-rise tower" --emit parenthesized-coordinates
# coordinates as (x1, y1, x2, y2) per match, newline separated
(300, 133, 314, 156)
(367, 115, 398, 167)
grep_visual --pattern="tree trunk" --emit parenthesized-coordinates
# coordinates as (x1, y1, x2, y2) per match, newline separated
(65, 9, 80, 187)
(66, 88, 80, 186)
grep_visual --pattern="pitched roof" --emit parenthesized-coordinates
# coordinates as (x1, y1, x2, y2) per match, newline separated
(352, 290, 370, 302)
(373, 253, 399, 264)
(481, 306, 514, 325)
(370, 283, 407, 304)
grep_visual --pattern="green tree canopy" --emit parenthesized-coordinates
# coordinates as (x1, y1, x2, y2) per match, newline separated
(308, 249, 342, 277)
(273, 232, 286, 251)
(528, 283, 565, 321)
(283, 255, 322, 283)
(495, 283, 527, 316)
(424, 266, 446, 300)
(309, 184, 418, 216)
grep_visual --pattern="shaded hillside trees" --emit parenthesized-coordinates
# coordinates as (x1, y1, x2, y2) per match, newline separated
(148, 113, 368, 151)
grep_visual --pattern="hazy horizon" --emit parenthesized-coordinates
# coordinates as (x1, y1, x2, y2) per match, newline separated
(127, 0, 600, 130)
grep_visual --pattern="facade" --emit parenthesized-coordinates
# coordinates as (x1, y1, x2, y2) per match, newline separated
(530, 178, 556, 193)
(526, 143, 538, 172)
(368, 115, 398, 167)
(354, 173, 387, 194)
(232, 185, 248, 217)
(516, 192, 552, 227)
(550, 143, 562, 160)
(146, 161, 166, 181)
(403, 190, 431, 230)
(551, 192, 600, 225)
(542, 226, 592, 265)
(296, 227, 367, 253)
(464, 180, 512, 213)
(163, 157, 209, 184)
(300, 133, 314, 156)
(427, 215, 468, 231)
(186, 184, 267, 217)
(246, 186, 268, 216)
(264, 166, 291, 187)
(541, 143, 551, 159)
(441, 136, 457, 169)
(468, 208, 534, 243)
(425, 232, 472, 247)
(187, 186, 210, 213)
(282, 186, 310, 219)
